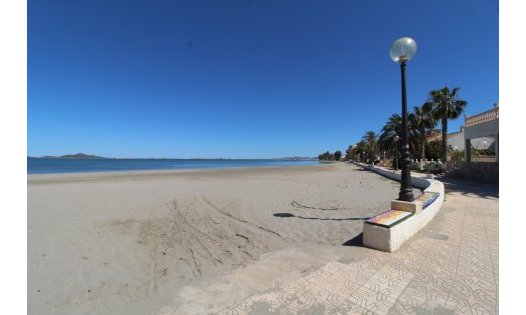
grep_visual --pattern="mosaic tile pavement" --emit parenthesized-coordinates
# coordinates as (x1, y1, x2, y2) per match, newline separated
(219, 180, 499, 314)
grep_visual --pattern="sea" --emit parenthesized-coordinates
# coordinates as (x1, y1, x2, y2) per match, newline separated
(27, 158, 321, 174)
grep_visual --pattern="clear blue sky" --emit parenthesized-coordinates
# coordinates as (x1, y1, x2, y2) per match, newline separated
(28, 0, 498, 158)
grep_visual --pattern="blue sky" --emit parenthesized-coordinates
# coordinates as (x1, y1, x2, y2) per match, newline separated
(28, 0, 499, 158)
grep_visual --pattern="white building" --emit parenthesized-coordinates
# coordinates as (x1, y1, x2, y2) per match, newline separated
(463, 104, 499, 162)
(447, 126, 495, 152)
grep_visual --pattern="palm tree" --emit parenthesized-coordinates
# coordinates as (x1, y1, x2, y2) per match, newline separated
(378, 114, 419, 157)
(352, 140, 367, 162)
(411, 102, 436, 161)
(429, 87, 468, 162)
(362, 131, 379, 163)
(345, 145, 353, 161)
(378, 114, 402, 154)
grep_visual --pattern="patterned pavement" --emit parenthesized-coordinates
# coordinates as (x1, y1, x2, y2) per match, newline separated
(214, 178, 499, 314)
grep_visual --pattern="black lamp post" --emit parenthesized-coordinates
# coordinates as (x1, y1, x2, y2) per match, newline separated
(394, 135, 400, 171)
(390, 37, 416, 202)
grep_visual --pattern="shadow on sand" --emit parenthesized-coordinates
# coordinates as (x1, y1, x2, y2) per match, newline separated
(351, 168, 372, 172)
(273, 213, 370, 221)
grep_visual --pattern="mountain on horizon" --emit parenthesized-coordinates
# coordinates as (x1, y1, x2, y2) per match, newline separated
(30, 153, 107, 159)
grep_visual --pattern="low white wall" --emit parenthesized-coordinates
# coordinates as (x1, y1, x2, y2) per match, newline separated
(356, 162, 445, 252)
(357, 162, 432, 190)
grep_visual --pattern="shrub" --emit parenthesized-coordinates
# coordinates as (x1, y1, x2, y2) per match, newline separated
(451, 150, 464, 162)
(423, 162, 444, 174)
(410, 161, 423, 172)
(425, 141, 443, 161)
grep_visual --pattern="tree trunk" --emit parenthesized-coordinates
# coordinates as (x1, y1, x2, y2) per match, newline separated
(441, 116, 448, 163)
(420, 126, 426, 161)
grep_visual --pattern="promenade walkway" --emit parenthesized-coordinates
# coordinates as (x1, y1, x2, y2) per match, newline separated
(170, 177, 499, 314)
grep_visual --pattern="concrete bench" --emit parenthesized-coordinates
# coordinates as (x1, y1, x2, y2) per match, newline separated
(363, 192, 443, 252)
(359, 166, 445, 252)
(364, 191, 439, 228)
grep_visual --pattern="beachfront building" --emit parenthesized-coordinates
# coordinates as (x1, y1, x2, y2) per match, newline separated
(444, 126, 495, 153)
(424, 105, 498, 162)
(464, 104, 499, 162)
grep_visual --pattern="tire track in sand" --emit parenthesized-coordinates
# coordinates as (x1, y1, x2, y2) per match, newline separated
(200, 196, 285, 240)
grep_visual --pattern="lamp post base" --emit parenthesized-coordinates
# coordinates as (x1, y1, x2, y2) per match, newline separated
(398, 189, 414, 202)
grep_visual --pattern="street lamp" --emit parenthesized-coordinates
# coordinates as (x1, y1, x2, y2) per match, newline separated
(390, 37, 417, 202)
(394, 135, 400, 171)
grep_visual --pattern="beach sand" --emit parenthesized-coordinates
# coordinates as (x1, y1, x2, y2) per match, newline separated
(28, 163, 418, 314)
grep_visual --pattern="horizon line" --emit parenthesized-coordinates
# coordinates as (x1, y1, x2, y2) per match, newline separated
(27, 155, 319, 160)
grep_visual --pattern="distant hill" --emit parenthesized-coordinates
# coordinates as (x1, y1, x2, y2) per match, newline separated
(31, 153, 107, 159)
(60, 153, 106, 159)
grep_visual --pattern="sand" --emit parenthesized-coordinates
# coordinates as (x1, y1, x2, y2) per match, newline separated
(28, 163, 419, 314)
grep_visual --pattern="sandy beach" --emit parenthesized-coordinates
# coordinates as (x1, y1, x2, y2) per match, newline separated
(28, 163, 419, 314)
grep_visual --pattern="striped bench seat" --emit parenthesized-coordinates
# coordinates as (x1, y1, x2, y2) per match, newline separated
(366, 210, 413, 228)
(415, 191, 440, 209)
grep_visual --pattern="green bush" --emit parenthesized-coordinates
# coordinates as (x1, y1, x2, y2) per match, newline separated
(425, 141, 443, 161)
(410, 162, 423, 172)
(423, 162, 444, 174)
(451, 150, 464, 161)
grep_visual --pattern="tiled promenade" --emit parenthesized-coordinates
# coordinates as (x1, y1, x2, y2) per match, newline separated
(172, 178, 499, 314)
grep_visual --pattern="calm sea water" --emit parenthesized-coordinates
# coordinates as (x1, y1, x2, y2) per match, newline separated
(27, 158, 321, 174)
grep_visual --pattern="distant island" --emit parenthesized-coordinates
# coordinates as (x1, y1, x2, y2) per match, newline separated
(31, 153, 107, 159)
